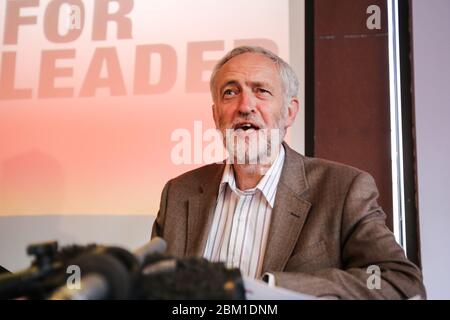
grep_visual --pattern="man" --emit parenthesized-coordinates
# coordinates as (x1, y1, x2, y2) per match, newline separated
(152, 46, 426, 299)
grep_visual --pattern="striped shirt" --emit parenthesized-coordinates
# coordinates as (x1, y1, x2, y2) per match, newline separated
(203, 146, 285, 279)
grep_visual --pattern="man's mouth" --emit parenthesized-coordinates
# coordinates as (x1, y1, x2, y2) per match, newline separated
(233, 122, 261, 132)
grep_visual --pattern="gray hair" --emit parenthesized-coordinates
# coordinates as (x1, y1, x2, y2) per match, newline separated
(209, 46, 299, 107)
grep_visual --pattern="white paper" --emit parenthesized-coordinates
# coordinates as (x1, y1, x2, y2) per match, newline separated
(243, 277, 316, 300)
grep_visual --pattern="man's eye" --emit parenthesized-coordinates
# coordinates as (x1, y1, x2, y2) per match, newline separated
(223, 89, 237, 97)
(256, 88, 272, 95)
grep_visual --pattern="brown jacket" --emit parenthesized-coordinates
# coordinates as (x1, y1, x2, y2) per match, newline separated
(152, 143, 426, 299)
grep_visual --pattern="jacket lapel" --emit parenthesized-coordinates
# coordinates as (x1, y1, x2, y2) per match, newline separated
(262, 144, 312, 273)
(184, 143, 311, 270)
(186, 164, 225, 256)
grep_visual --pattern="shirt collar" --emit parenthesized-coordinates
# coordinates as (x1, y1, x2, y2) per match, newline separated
(219, 145, 286, 207)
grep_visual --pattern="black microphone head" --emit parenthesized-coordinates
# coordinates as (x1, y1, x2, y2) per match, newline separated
(101, 246, 140, 275)
(136, 256, 245, 299)
(65, 251, 131, 299)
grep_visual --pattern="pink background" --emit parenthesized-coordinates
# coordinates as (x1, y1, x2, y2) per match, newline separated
(0, 0, 291, 216)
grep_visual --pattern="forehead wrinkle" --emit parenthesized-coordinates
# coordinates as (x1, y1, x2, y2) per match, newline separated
(219, 74, 277, 91)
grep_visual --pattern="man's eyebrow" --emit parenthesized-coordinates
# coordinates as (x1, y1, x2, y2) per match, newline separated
(250, 81, 273, 89)
(218, 80, 275, 95)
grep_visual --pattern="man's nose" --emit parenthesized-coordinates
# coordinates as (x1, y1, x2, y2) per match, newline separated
(237, 89, 256, 114)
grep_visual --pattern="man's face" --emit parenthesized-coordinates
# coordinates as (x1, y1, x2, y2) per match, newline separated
(212, 52, 298, 164)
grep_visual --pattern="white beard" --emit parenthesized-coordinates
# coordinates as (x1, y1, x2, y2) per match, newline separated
(223, 128, 284, 165)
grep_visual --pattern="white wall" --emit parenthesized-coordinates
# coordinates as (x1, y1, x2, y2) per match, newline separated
(412, 0, 450, 299)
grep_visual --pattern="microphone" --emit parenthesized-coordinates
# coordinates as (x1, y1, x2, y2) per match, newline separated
(49, 237, 167, 300)
(0, 265, 10, 274)
(0, 241, 59, 299)
(133, 237, 167, 266)
(0, 266, 41, 299)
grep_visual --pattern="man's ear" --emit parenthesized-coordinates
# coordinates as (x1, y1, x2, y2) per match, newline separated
(285, 97, 299, 128)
